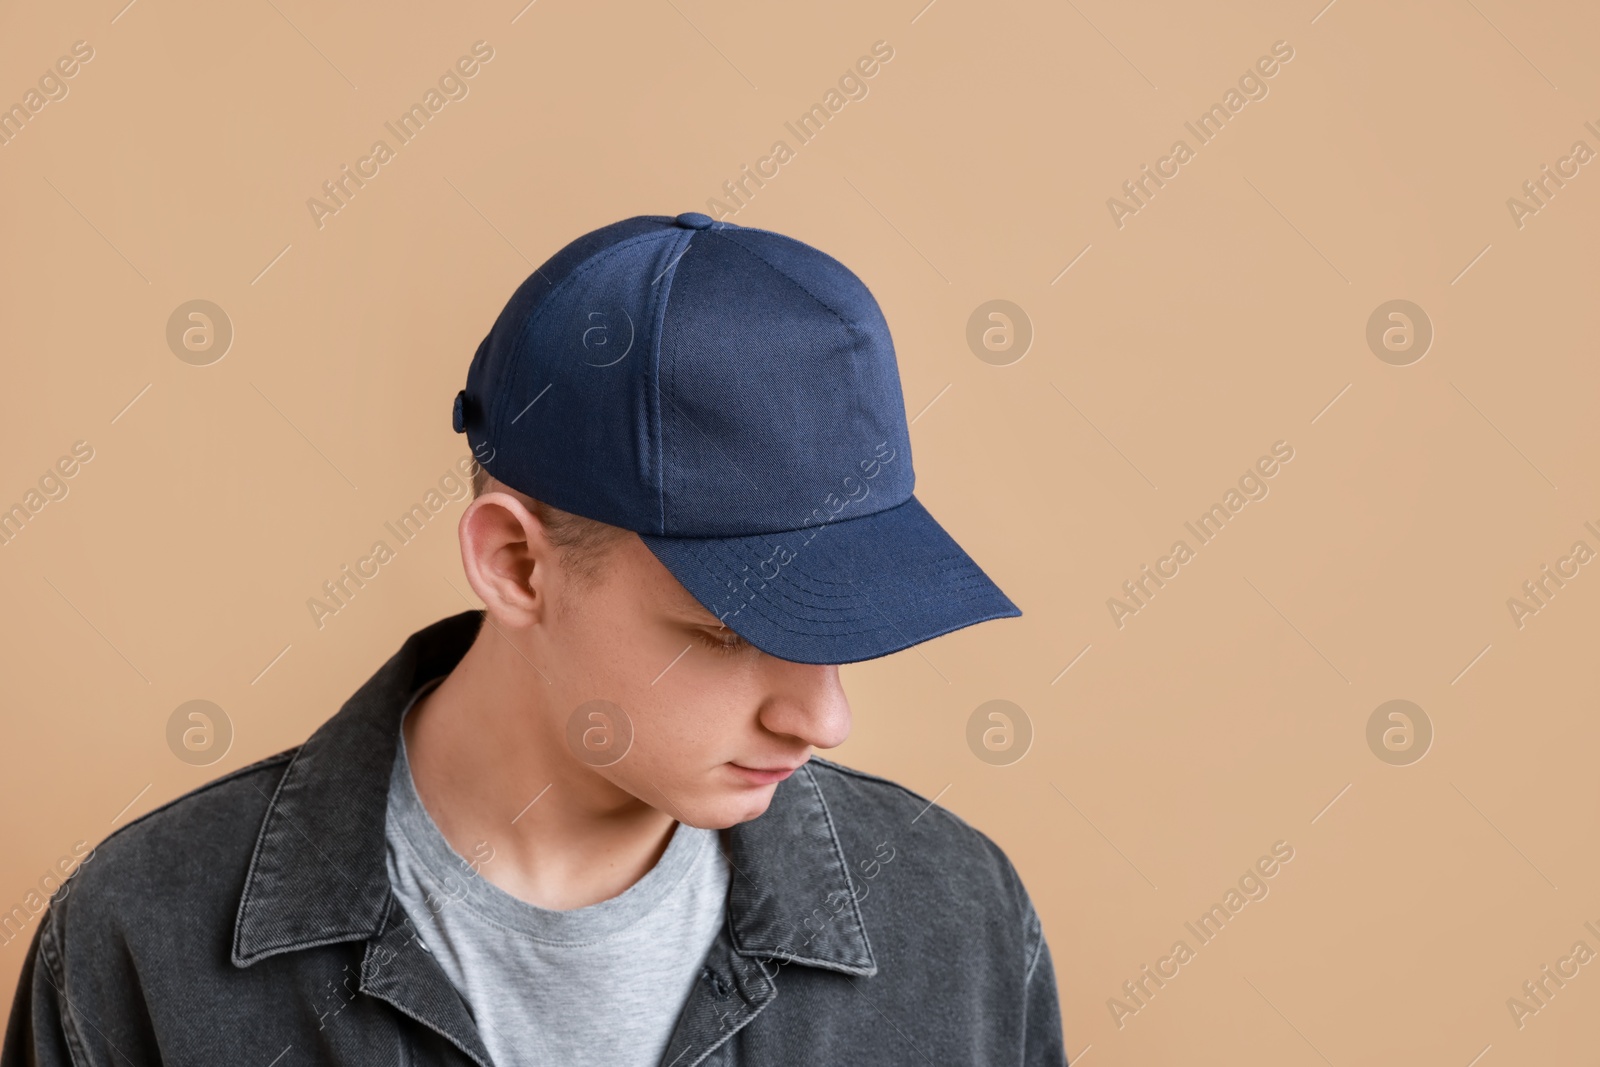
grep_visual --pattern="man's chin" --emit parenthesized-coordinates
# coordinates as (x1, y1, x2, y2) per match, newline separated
(674, 784, 779, 831)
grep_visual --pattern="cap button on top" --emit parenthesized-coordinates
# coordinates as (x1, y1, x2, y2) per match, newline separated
(674, 212, 715, 230)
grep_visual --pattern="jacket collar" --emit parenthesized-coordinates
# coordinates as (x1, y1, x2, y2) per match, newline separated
(232, 609, 876, 977)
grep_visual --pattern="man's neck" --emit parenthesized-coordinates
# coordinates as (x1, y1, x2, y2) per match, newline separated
(401, 630, 678, 911)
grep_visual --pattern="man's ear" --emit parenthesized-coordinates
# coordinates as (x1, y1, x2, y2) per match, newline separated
(458, 492, 554, 629)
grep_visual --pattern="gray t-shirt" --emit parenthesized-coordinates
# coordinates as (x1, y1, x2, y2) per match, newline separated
(384, 680, 731, 1066)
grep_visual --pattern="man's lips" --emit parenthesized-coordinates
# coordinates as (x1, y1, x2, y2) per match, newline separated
(728, 759, 807, 785)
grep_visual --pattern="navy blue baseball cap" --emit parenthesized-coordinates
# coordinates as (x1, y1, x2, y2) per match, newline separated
(453, 211, 1020, 665)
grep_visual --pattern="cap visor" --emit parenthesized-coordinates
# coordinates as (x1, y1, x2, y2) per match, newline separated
(638, 494, 1021, 665)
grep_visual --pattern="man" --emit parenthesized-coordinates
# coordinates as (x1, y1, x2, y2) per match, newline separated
(4, 212, 1066, 1065)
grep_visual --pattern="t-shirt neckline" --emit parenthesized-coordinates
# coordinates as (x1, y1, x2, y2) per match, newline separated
(386, 676, 714, 945)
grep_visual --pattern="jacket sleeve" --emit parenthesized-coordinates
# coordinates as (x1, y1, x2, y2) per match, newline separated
(2, 909, 84, 1067)
(1020, 891, 1069, 1066)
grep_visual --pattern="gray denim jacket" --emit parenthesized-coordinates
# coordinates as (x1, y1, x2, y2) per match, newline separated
(3, 611, 1067, 1066)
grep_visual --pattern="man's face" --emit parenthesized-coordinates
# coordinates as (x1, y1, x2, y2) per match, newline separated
(539, 532, 852, 830)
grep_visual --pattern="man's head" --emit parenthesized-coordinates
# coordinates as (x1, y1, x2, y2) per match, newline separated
(447, 212, 1020, 825)
(459, 467, 851, 828)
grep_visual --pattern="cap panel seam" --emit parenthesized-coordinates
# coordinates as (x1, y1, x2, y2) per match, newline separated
(716, 232, 904, 484)
(656, 231, 871, 538)
(654, 230, 694, 534)
(494, 230, 673, 499)
(497, 228, 668, 426)
(716, 232, 860, 340)
(718, 233, 875, 396)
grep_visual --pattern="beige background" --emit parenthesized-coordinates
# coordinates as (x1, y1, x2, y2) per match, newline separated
(3, 0, 1598, 1062)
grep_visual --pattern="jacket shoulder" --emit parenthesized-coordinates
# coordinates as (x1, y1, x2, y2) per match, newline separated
(804, 757, 1044, 969)
(94, 745, 297, 851)
(53, 747, 299, 929)
(805, 756, 1020, 876)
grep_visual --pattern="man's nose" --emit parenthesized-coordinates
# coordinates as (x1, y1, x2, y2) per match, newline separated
(756, 660, 852, 750)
